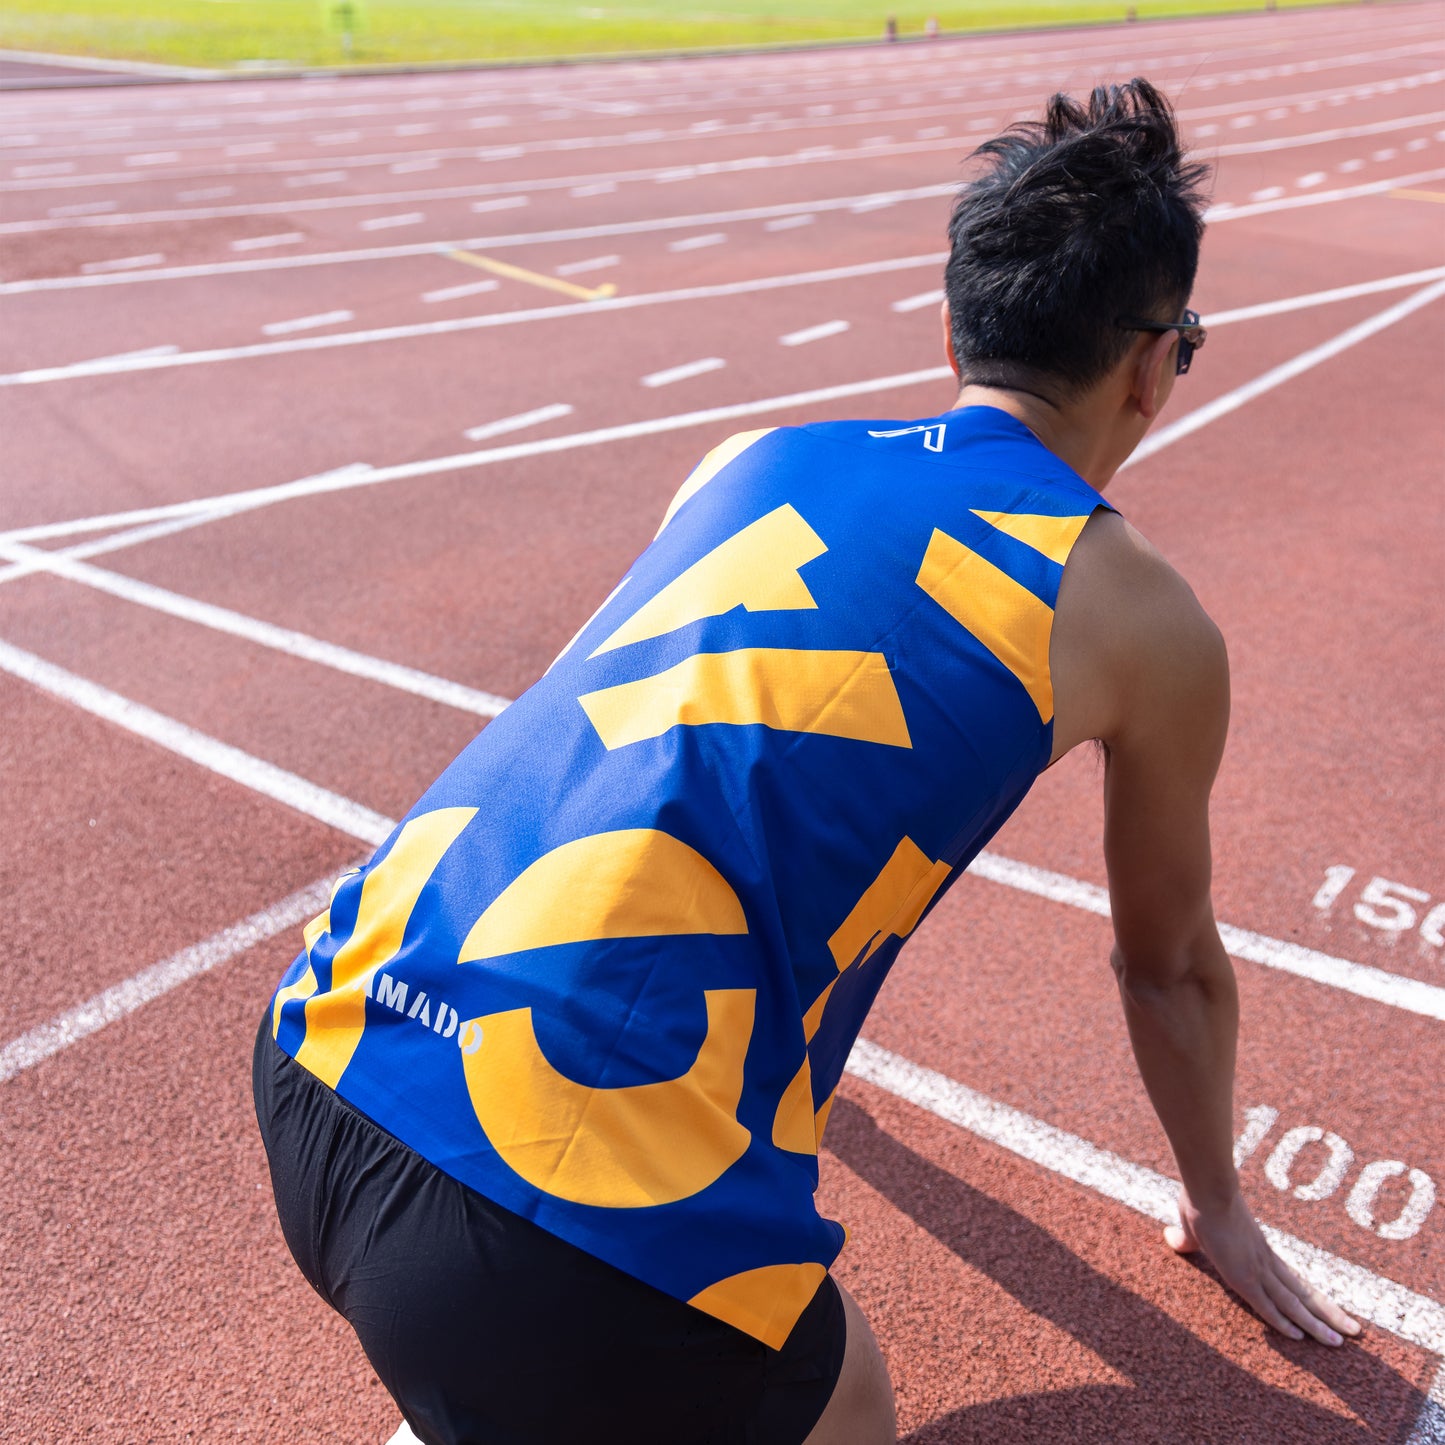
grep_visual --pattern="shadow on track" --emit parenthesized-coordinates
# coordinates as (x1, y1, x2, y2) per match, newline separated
(824, 1095, 1433, 1444)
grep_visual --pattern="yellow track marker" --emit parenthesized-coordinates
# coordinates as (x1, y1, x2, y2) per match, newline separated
(442, 247, 617, 301)
(1389, 188, 1445, 204)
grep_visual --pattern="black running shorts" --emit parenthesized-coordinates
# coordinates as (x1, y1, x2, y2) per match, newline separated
(253, 1016, 847, 1445)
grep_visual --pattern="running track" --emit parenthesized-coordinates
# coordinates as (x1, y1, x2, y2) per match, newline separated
(1, 6, 1443, 1439)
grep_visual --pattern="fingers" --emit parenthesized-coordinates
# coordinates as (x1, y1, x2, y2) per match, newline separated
(1269, 1256, 1362, 1339)
(1260, 1268, 1345, 1346)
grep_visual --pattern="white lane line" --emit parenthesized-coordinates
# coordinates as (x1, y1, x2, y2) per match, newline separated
(79, 253, 163, 274)
(0, 253, 949, 386)
(0, 639, 394, 847)
(668, 232, 727, 252)
(570, 181, 617, 197)
(360, 211, 425, 231)
(230, 232, 303, 252)
(780, 319, 850, 346)
(226, 141, 274, 157)
(554, 254, 619, 276)
(470, 195, 528, 214)
(0, 541, 512, 719)
(642, 357, 726, 387)
(391, 158, 439, 174)
(1214, 108, 1445, 157)
(764, 214, 814, 231)
(0, 874, 337, 1085)
(260, 309, 355, 337)
(1407, 1364, 1445, 1444)
(177, 185, 233, 202)
(891, 288, 944, 313)
(15, 162, 74, 178)
(1125, 279, 1445, 472)
(463, 401, 574, 442)
(125, 151, 179, 166)
(1205, 265, 1445, 326)
(81, 344, 180, 367)
(1206, 166, 1445, 221)
(421, 278, 499, 303)
(846, 1039, 1445, 1357)
(0, 364, 958, 549)
(966, 852, 1445, 1023)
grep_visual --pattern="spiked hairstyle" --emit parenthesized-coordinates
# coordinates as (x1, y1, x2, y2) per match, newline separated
(944, 79, 1211, 397)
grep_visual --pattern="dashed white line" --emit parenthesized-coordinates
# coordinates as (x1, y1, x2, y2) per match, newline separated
(1375, 147, 1400, 161)
(570, 181, 617, 197)
(286, 170, 347, 188)
(469, 195, 528, 214)
(125, 151, 179, 166)
(1250, 185, 1287, 201)
(463, 401, 574, 442)
(642, 357, 726, 387)
(226, 142, 274, 157)
(391, 158, 440, 173)
(177, 186, 233, 201)
(360, 211, 426, 231)
(668, 232, 727, 251)
(421, 278, 499, 303)
(316, 130, 362, 145)
(555, 254, 619, 276)
(230, 232, 305, 252)
(1337, 159, 1365, 172)
(764, 214, 814, 231)
(79, 253, 164, 274)
(780, 319, 850, 346)
(261, 309, 355, 336)
(1298, 171, 1328, 187)
(15, 162, 74, 178)
(891, 288, 945, 313)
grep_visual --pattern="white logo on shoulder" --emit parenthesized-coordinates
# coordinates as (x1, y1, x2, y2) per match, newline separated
(866, 423, 947, 453)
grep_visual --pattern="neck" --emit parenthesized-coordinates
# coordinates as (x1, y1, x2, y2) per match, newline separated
(951, 383, 1125, 490)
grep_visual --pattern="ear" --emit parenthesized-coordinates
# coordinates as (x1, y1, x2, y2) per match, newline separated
(1132, 328, 1178, 420)
(941, 298, 961, 379)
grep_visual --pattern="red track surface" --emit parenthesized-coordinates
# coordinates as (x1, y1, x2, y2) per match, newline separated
(2, 7, 1443, 1440)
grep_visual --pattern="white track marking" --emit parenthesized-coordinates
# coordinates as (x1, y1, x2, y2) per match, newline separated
(845, 1039, 1445, 1356)
(1213, 109, 1445, 157)
(260, 309, 355, 336)
(230, 232, 303, 252)
(0, 639, 394, 846)
(0, 875, 337, 1085)
(780, 319, 850, 346)
(0, 541, 512, 719)
(0, 253, 951, 385)
(48, 200, 116, 218)
(1206, 266, 1445, 326)
(360, 211, 426, 231)
(554, 254, 619, 276)
(765, 214, 814, 231)
(1407, 1364, 1445, 1445)
(81, 344, 179, 366)
(0, 365, 958, 548)
(125, 151, 180, 166)
(668, 232, 727, 251)
(642, 357, 727, 387)
(79, 253, 163, 274)
(285, 170, 347, 188)
(13, 161, 1444, 297)
(966, 852, 1445, 1023)
(421, 278, 499, 303)
(469, 195, 529, 214)
(891, 288, 945, 313)
(1125, 279, 1445, 470)
(463, 401, 574, 442)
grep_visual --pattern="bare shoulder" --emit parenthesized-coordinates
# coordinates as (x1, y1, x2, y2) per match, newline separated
(1050, 508, 1228, 761)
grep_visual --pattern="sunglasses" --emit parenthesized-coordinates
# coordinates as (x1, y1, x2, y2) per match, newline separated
(1117, 308, 1207, 374)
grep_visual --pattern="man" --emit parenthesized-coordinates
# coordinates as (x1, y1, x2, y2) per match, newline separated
(255, 79, 1358, 1445)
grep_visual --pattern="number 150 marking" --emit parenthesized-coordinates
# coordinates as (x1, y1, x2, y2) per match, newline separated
(1312, 866, 1444, 947)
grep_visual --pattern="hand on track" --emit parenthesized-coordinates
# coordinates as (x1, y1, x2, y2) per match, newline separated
(1164, 1188, 1362, 1346)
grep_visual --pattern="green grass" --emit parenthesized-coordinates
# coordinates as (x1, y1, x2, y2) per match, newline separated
(0, 0, 1365, 70)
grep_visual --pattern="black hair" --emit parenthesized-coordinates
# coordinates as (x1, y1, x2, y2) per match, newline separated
(944, 79, 1210, 398)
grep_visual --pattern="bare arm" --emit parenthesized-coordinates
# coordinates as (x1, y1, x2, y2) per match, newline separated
(1072, 522, 1360, 1345)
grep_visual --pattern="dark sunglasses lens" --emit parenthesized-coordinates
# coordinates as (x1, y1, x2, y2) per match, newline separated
(1176, 336, 1194, 374)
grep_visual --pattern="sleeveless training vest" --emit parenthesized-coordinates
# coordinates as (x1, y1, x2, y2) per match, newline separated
(268, 404, 1113, 1348)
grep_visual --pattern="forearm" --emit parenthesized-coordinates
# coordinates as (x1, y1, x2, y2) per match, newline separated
(1113, 936, 1240, 1211)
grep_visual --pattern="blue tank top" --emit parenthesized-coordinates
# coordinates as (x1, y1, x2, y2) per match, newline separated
(268, 405, 1112, 1348)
